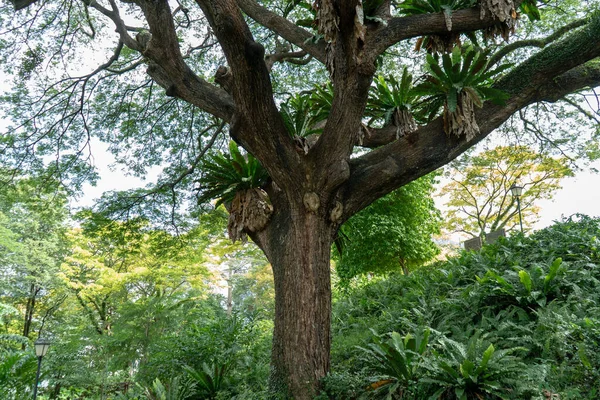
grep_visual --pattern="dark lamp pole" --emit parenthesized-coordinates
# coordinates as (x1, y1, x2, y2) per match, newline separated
(33, 338, 51, 400)
(510, 183, 524, 233)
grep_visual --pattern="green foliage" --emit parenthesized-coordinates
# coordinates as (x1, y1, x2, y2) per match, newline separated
(441, 145, 574, 238)
(519, 0, 542, 21)
(367, 68, 420, 135)
(139, 377, 196, 400)
(422, 334, 533, 399)
(330, 215, 600, 399)
(184, 363, 229, 399)
(0, 349, 37, 399)
(397, 0, 476, 16)
(280, 94, 320, 138)
(230, 263, 275, 319)
(415, 47, 510, 121)
(308, 82, 334, 124)
(368, 70, 415, 116)
(334, 174, 441, 283)
(196, 141, 269, 207)
(360, 328, 430, 398)
(475, 257, 569, 310)
(279, 83, 333, 139)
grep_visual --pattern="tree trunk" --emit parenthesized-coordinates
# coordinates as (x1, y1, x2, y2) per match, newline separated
(226, 265, 233, 317)
(257, 205, 334, 399)
(22, 284, 39, 349)
(400, 258, 409, 276)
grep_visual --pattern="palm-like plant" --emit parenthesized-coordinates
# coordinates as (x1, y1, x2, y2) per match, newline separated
(280, 94, 321, 139)
(196, 141, 271, 242)
(139, 377, 195, 400)
(183, 363, 230, 399)
(0, 350, 37, 398)
(476, 257, 569, 310)
(308, 81, 334, 123)
(367, 68, 419, 139)
(422, 334, 531, 400)
(360, 328, 430, 398)
(398, 0, 477, 53)
(280, 93, 323, 154)
(415, 46, 510, 140)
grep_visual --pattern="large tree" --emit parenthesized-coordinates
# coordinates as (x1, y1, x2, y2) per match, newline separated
(2, 0, 600, 397)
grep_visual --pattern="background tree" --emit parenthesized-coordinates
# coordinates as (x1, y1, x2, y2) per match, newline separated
(334, 174, 441, 283)
(0, 176, 69, 342)
(440, 145, 573, 239)
(45, 213, 214, 397)
(2, 0, 600, 397)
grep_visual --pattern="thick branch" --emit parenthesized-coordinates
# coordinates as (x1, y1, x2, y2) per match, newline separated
(367, 3, 524, 58)
(195, 0, 303, 191)
(488, 18, 588, 67)
(265, 49, 310, 71)
(236, 0, 327, 63)
(308, 1, 374, 194)
(342, 18, 600, 220)
(128, 0, 235, 121)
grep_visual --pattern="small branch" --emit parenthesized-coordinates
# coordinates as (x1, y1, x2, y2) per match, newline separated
(37, 295, 68, 337)
(80, 0, 139, 50)
(236, 0, 326, 63)
(265, 49, 310, 71)
(562, 96, 600, 123)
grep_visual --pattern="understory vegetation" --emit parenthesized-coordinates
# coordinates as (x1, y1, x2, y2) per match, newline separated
(324, 214, 600, 399)
(3, 214, 600, 399)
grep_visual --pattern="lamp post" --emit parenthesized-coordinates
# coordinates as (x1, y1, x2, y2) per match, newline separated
(510, 183, 524, 233)
(33, 338, 51, 400)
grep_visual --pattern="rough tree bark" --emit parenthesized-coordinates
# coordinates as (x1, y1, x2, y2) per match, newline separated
(253, 196, 335, 399)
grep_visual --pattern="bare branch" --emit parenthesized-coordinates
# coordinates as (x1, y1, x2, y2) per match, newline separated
(236, 0, 326, 63)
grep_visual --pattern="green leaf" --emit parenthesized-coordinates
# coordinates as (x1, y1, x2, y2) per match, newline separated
(518, 270, 532, 293)
(455, 387, 467, 400)
(447, 87, 458, 113)
(478, 344, 495, 374)
(544, 257, 562, 287)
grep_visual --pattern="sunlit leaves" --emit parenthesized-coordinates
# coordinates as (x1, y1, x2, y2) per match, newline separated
(441, 145, 573, 239)
(334, 173, 441, 283)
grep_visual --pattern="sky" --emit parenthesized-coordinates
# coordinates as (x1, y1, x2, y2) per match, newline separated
(534, 164, 600, 228)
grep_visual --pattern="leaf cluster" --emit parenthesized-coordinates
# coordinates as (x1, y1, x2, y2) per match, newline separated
(196, 141, 269, 207)
(415, 47, 510, 120)
(367, 68, 419, 125)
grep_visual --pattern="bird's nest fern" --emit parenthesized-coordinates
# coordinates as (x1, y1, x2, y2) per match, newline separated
(196, 141, 271, 242)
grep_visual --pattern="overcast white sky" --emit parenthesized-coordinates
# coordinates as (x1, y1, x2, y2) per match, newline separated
(533, 163, 600, 228)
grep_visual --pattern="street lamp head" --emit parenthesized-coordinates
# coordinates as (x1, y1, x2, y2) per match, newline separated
(34, 338, 51, 357)
(510, 183, 523, 197)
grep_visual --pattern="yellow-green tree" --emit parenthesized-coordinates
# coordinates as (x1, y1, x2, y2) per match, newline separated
(441, 146, 573, 239)
(52, 215, 212, 394)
